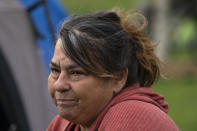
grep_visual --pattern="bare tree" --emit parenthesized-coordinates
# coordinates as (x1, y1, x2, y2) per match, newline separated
(137, 0, 171, 61)
(152, 0, 170, 61)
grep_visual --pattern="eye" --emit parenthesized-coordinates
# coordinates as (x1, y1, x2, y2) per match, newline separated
(69, 70, 87, 81)
(51, 68, 60, 73)
(50, 67, 60, 78)
(70, 70, 84, 75)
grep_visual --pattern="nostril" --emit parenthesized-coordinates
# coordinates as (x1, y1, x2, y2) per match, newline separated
(56, 84, 71, 92)
(54, 79, 71, 92)
(54, 72, 71, 91)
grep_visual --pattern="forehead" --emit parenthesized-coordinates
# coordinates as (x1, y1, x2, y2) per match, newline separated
(51, 39, 75, 65)
(53, 39, 65, 58)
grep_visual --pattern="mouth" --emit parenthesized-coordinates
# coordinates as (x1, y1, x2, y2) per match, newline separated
(56, 98, 77, 106)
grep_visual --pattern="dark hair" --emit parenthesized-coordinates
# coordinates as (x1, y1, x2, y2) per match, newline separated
(58, 9, 161, 87)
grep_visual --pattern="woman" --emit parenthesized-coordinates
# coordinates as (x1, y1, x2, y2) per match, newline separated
(47, 9, 179, 131)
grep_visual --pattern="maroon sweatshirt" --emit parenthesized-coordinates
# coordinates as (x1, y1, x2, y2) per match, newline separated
(47, 84, 179, 131)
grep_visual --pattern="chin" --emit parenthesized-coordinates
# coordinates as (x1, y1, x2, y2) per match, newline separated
(58, 107, 74, 120)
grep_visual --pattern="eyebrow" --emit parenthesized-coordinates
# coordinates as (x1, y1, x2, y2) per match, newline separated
(50, 60, 81, 70)
(50, 61, 60, 68)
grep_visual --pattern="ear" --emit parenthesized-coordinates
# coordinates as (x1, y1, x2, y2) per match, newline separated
(113, 68, 128, 94)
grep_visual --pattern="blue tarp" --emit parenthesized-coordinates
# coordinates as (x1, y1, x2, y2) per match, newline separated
(17, 0, 69, 72)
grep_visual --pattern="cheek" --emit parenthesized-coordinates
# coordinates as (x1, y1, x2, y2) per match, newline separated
(73, 80, 106, 103)
(48, 75, 56, 103)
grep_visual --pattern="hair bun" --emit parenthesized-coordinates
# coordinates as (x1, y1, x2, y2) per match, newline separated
(96, 11, 120, 23)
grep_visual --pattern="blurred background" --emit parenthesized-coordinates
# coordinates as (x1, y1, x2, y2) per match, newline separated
(0, 0, 196, 131)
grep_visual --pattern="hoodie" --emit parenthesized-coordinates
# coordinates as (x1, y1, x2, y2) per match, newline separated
(47, 84, 179, 131)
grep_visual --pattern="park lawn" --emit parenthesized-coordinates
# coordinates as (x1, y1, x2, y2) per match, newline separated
(153, 76, 197, 131)
(62, 0, 137, 14)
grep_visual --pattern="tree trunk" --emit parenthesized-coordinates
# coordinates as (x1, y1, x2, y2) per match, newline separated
(152, 0, 170, 61)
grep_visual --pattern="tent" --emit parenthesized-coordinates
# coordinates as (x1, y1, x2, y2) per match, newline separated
(0, 0, 68, 130)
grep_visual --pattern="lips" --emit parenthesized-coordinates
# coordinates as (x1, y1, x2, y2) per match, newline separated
(56, 98, 77, 106)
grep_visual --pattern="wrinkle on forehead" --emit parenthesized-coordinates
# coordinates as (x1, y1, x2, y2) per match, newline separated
(52, 39, 77, 67)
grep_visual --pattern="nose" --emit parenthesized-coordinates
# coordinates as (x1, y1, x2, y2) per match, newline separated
(54, 72, 71, 92)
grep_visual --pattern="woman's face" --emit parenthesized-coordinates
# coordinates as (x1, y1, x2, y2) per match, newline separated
(48, 39, 117, 127)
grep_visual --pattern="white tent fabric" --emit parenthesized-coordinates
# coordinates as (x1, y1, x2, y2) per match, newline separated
(0, 0, 57, 130)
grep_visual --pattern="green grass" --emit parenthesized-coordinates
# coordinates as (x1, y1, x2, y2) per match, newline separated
(62, 0, 137, 14)
(153, 77, 197, 131)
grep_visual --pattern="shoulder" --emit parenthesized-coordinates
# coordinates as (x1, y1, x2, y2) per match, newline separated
(99, 100, 179, 131)
(47, 115, 69, 131)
